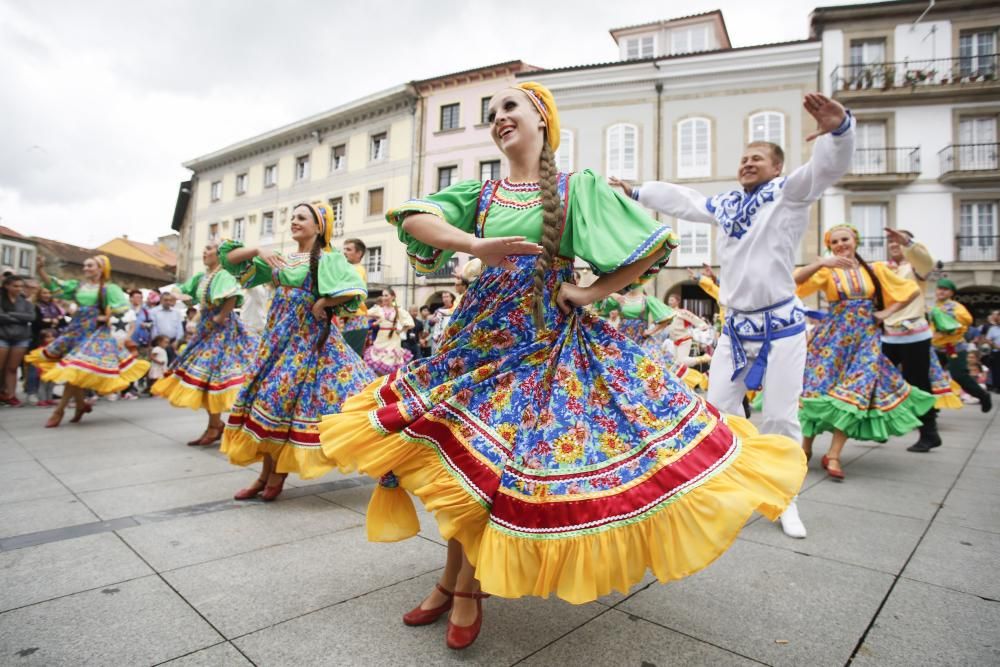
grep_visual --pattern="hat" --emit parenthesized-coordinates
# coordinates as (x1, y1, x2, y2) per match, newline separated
(515, 82, 560, 151)
(823, 224, 859, 250)
(460, 258, 484, 283)
(936, 278, 957, 292)
(93, 255, 112, 280)
(300, 202, 334, 248)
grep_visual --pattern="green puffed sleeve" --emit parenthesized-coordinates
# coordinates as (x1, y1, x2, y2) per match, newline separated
(46, 276, 79, 300)
(645, 296, 675, 324)
(218, 240, 273, 288)
(104, 283, 129, 314)
(385, 179, 482, 274)
(207, 270, 244, 307)
(593, 297, 621, 317)
(562, 170, 678, 285)
(176, 272, 203, 299)
(317, 250, 367, 316)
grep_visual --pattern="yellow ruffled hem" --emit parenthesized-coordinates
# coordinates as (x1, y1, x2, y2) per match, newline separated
(220, 428, 338, 479)
(25, 348, 56, 373)
(38, 359, 150, 396)
(318, 384, 806, 604)
(151, 375, 241, 413)
(679, 367, 708, 391)
(935, 393, 963, 410)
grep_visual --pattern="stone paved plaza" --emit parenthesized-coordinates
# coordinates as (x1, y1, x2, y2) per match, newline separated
(1, 398, 998, 666)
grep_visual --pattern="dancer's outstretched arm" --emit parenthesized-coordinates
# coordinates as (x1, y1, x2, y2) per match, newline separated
(610, 177, 715, 224)
(794, 256, 854, 284)
(401, 213, 542, 269)
(784, 94, 854, 204)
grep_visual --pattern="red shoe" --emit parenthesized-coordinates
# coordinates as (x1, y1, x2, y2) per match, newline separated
(446, 591, 490, 650)
(6, 397, 22, 407)
(402, 584, 454, 626)
(233, 478, 267, 501)
(70, 402, 93, 423)
(821, 454, 829, 470)
(260, 474, 287, 502)
(825, 456, 845, 481)
(190, 426, 223, 447)
(186, 430, 208, 446)
(37, 400, 55, 408)
(45, 410, 65, 428)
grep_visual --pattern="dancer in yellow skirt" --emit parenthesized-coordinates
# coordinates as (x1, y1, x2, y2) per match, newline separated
(27, 255, 149, 427)
(315, 82, 805, 650)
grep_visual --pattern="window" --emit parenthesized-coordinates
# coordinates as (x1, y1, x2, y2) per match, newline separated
(437, 166, 457, 191)
(853, 121, 888, 174)
(958, 201, 998, 261)
(849, 203, 888, 260)
(264, 164, 277, 187)
(624, 35, 655, 60)
(440, 103, 460, 131)
(261, 211, 274, 239)
(210, 181, 222, 201)
(958, 116, 998, 170)
(480, 160, 501, 181)
(677, 220, 711, 266)
(1, 246, 12, 266)
(555, 130, 574, 173)
(235, 173, 248, 195)
(295, 155, 310, 181)
(371, 132, 387, 161)
(606, 123, 638, 180)
(366, 246, 383, 281)
(329, 197, 344, 238)
(677, 117, 711, 179)
(330, 144, 346, 172)
(368, 187, 385, 216)
(670, 26, 709, 55)
(849, 38, 886, 85)
(19, 248, 32, 270)
(480, 96, 491, 124)
(233, 217, 246, 242)
(959, 30, 997, 78)
(208, 223, 220, 242)
(748, 112, 784, 148)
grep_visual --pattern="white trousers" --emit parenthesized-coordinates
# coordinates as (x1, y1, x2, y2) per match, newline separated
(707, 331, 806, 442)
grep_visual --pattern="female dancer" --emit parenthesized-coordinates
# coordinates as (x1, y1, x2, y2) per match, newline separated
(428, 291, 457, 355)
(1, 275, 35, 405)
(363, 288, 414, 375)
(795, 224, 934, 479)
(27, 255, 149, 427)
(317, 82, 805, 649)
(151, 243, 255, 446)
(219, 202, 373, 501)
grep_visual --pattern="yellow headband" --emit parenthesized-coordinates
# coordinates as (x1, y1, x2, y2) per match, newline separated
(93, 255, 112, 280)
(824, 224, 859, 250)
(515, 82, 560, 151)
(301, 202, 334, 248)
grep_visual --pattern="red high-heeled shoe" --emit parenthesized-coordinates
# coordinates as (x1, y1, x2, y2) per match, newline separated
(192, 426, 223, 447)
(260, 473, 287, 502)
(446, 590, 490, 650)
(70, 402, 93, 423)
(45, 409, 65, 428)
(233, 478, 267, 501)
(822, 455, 845, 481)
(402, 583, 454, 626)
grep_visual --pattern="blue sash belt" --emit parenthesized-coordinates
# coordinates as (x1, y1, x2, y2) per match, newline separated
(724, 296, 807, 391)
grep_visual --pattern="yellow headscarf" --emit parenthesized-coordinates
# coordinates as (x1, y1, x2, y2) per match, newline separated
(93, 254, 112, 280)
(515, 81, 560, 151)
(824, 223, 860, 250)
(301, 202, 335, 248)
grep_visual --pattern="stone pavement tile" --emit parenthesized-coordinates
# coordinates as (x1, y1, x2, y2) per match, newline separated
(163, 526, 446, 638)
(0, 437, 33, 462)
(846, 452, 963, 487)
(595, 572, 657, 606)
(740, 498, 928, 574)
(1, 460, 67, 504)
(522, 608, 757, 666)
(119, 495, 363, 572)
(953, 464, 1000, 496)
(903, 521, 1000, 600)
(936, 487, 1000, 534)
(286, 467, 363, 488)
(5, 420, 154, 443)
(53, 450, 235, 493)
(0, 575, 222, 666)
(856, 443, 973, 466)
(967, 449, 1000, 468)
(18, 431, 178, 461)
(852, 578, 1000, 667)
(233, 570, 605, 666)
(158, 642, 253, 666)
(802, 473, 947, 521)
(619, 540, 894, 667)
(0, 495, 100, 540)
(319, 484, 447, 546)
(79, 469, 261, 520)
(0, 532, 152, 612)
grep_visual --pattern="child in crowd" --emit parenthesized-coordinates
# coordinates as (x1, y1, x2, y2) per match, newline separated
(147, 335, 170, 386)
(34, 329, 58, 407)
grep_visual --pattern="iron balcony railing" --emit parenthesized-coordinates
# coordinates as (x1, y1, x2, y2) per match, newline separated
(415, 257, 460, 281)
(849, 147, 921, 175)
(831, 54, 998, 92)
(939, 143, 1000, 173)
(956, 235, 999, 262)
(856, 236, 887, 262)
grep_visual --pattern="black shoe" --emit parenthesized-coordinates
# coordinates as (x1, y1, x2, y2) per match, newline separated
(981, 393, 993, 414)
(907, 425, 941, 453)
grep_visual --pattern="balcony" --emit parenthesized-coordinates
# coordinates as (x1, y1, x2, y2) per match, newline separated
(856, 236, 887, 262)
(414, 257, 459, 283)
(956, 235, 999, 262)
(830, 55, 999, 105)
(838, 147, 921, 190)
(939, 143, 1000, 187)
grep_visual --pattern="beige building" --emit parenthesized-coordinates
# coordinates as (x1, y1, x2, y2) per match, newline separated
(176, 85, 418, 303)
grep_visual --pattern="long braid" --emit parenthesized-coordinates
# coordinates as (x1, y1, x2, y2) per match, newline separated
(310, 236, 334, 351)
(97, 276, 106, 315)
(855, 253, 884, 312)
(532, 141, 562, 330)
(387, 290, 399, 338)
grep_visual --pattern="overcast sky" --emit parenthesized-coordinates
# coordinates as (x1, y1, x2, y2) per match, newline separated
(0, 0, 875, 248)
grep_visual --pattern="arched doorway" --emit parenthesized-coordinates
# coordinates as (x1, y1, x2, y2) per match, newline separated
(425, 289, 457, 314)
(665, 280, 719, 322)
(956, 285, 1000, 322)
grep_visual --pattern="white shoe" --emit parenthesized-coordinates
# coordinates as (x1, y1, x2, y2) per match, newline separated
(779, 500, 807, 539)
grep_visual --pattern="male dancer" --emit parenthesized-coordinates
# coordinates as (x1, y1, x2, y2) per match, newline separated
(341, 238, 370, 356)
(613, 93, 855, 539)
(880, 229, 940, 451)
(933, 279, 992, 413)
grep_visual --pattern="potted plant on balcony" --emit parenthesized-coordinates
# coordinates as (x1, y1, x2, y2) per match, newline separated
(882, 65, 896, 89)
(861, 67, 875, 89)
